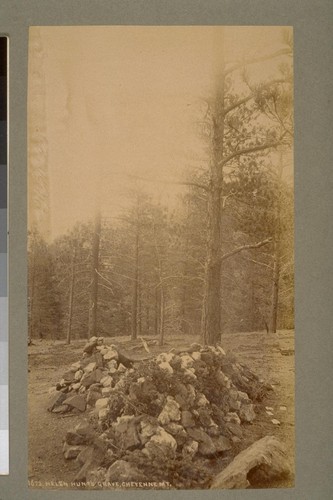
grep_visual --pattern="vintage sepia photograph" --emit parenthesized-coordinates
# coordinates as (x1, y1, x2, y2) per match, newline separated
(28, 26, 294, 490)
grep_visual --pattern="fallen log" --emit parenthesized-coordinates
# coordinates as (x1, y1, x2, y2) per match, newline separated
(210, 435, 290, 489)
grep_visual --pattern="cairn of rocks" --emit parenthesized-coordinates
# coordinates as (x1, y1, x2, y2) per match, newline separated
(48, 336, 271, 487)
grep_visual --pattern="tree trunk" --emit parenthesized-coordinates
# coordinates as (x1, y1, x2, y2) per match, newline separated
(270, 240, 280, 333)
(269, 149, 284, 333)
(155, 286, 159, 335)
(28, 233, 36, 340)
(202, 29, 225, 346)
(66, 244, 76, 344)
(158, 287, 165, 346)
(131, 225, 139, 340)
(88, 211, 101, 338)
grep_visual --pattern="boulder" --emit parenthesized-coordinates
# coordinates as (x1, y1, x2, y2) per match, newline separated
(65, 430, 89, 446)
(52, 404, 69, 414)
(83, 338, 98, 355)
(113, 416, 141, 450)
(226, 422, 243, 438)
(180, 354, 194, 369)
(84, 362, 97, 373)
(182, 439, 199, 459)
(158, 396, 181, 425)
(74, 421, 95, 440)
(239, 404, 256, 423)
(74, 438, 106, 482)
(138, 418, 159, 445)
(210, 436, 290, 489)
(158, 361, 173, 374)
(212, 435, 232, 453)
(164, 423, 187, 446)
(63, 394, 86, 412)
(181, 410, 196, 428)
(95, 398, 109, 410)
(100, 375, 112, 387)
(106, 460, 144, 482)
(187, 428, 216, 456)
(225, 412, 241, 425)
(143, 428, 177, 459)
(63, 443, 86, 459)
(102, 387, 112, 397)
(86, 389, 102, 407)
(99, 408, 109, 420)
(103, 348, 118, 361)
(47, 392, 67, 412)
(80, 372, 97, 388)
(63, 371, 76, 383)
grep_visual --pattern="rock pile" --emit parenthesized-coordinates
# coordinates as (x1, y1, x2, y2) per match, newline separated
(48, 336, 271, 488)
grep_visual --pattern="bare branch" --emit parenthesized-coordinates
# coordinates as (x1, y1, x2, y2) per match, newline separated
(220, 238, 272, 262)
(125, 172, 209, 191)
(224, 78, 287, 116)
(241, 256, 274, 270)
(225, 48, 292, 76)
(219, 133, 287, 166)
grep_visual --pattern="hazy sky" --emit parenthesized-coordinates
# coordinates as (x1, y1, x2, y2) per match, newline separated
(28, 26, 291, 239)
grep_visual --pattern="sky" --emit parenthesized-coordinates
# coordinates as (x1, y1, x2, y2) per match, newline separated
(28, 26, 292, 240)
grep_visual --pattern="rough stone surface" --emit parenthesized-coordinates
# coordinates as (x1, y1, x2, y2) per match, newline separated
(63, 443, 86, 459)
(182, 439, 199, 459)
(138, 418, 159, 445)
(95, 398, 109, 410)
(158, 396, 181, 425)
(47, 392, 66, 411)
(113, 416, 141, 450)
(63, 394, 86, 412)
(187, 427, 216, 456)
(210, 436, 291, 489)
(106, 460, 144, 482)
(239, 404, 256, 423)
(143, 428, 177, 459)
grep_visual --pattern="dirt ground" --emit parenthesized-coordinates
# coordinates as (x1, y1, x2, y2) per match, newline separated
(28, 329, 295, 489)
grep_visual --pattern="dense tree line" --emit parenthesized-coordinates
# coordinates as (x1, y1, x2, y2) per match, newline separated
(28, 30, 293, 345)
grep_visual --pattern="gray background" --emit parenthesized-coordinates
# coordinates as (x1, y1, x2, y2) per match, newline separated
(0, 0, 332, 498)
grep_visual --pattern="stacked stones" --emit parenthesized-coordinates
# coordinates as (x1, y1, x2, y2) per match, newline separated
(50, 338, 269, 486)
(48, 336, 131, 415)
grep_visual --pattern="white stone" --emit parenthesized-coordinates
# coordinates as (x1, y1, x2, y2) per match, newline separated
(84, 362, 96, 373)
(158, 361, 173, 374)
(143, 427, 177, 457)
(238, 391, 250, 403)
(117, 363, 127, 373)
(104, 349, 119, 361)
(216, 345, 226, 356)
(225, 412, 241, 425)
(184, 368, 197, 381)
(74, 369, 83, 381)
(102, 387, 112, 396)
(98, 408, 109, 420)
(180, 354, 193, 369)
(95, 398, 109, 410)
(196, 393, 210, 407)
(158, 396, 181, 425)
(191, 351, 201, 361)
(156, 352, 174, 364)
(271, 419, 281, 425)
(101, 375, 112, 387)
(71, 361, 82, 372)
(182, 439, 199, 458)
